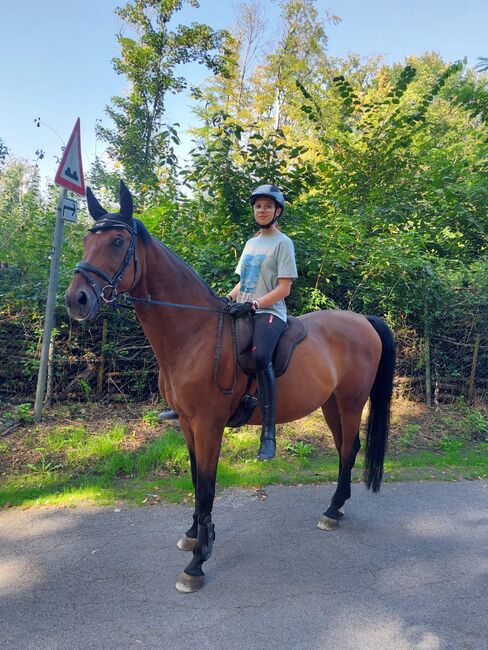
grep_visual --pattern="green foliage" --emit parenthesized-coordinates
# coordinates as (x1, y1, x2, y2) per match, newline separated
(26, 455, 64, 476)
(0, 137, 8, 164)
(2, 402, 33, 424)
(284, 441, 315, 459)
(142, 408, 161, 426)
(1, 3, 487, 408)
(440, 436, 465, 452)
(96, 0, 229, 193)
(398, 424, 421, 448)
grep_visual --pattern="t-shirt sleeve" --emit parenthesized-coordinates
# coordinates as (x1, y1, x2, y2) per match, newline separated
(277, 238, 298, 279)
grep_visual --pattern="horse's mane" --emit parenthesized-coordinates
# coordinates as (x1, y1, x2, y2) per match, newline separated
(133, 218, 153, 245)
(133, 218, 222, 302)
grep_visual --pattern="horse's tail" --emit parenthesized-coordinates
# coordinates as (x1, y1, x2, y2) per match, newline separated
(364, 316, 396, 493)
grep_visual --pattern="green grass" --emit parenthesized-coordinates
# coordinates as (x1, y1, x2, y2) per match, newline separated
(1, 402, 487, 509)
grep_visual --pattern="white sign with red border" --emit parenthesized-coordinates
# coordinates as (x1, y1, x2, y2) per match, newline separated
(54, 118, 85, 195)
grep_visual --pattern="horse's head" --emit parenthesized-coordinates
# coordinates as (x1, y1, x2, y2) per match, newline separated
(66, 180, 140, 321)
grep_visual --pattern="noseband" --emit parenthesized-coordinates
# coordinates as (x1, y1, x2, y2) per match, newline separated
(74, 220, 138, 304)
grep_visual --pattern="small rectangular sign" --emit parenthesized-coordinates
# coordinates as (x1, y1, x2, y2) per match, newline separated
(61, 197, 77, 222)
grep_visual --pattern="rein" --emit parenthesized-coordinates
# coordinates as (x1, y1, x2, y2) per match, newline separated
(122, 297, 238, 395)
(126, 294, 227, 313)
(74, 219, 238, 395)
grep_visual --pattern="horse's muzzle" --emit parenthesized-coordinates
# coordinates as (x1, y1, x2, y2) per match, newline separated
(65, 284, 99, 321)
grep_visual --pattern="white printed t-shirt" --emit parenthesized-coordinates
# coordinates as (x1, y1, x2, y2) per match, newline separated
(235, 231, 298, 323)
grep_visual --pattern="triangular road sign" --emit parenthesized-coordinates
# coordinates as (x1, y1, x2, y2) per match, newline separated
(54, 118, 85, 195)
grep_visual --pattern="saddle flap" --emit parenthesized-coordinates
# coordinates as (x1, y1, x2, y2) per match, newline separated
(236, 315, 307, 377)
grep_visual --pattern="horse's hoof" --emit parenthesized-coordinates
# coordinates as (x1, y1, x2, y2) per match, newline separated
(317, 515, 339, 531)
(176, 535, 197, 551)
(175, 572, 204, 593)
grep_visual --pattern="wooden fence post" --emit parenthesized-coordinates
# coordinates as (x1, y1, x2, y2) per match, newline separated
(468, 334, 481, 403)
(97, 319, 108, 396)
(424, 293, 432, 407)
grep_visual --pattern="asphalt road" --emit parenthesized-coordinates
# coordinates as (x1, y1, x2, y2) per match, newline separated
(1, 481, 487, 650)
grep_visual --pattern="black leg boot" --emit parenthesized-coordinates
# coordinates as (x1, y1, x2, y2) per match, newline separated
(256, 362, 276, 461)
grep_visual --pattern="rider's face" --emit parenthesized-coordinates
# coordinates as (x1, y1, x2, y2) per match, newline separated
(253, 198, 281, 223)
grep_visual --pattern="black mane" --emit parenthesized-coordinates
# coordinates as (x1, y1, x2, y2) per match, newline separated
(133, 218, 153, 245)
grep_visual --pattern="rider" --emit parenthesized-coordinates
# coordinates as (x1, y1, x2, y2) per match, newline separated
(160, 184, 297, 462)
(226, 184, 298, 460)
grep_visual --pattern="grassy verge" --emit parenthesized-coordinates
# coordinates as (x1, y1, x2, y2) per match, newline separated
(0, 400, 486, 509)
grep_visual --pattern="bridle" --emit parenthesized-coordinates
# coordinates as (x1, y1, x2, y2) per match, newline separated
(74, 219, 139, 305)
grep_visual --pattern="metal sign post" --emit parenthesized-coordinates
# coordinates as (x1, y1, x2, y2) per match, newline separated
(34, 187, 67, 421)
(34, 119, 85, 422)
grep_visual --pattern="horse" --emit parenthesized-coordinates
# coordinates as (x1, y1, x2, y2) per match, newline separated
(66, 181, 395, 594)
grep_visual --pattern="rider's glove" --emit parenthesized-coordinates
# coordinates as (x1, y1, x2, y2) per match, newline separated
(227, 301, 256, 318)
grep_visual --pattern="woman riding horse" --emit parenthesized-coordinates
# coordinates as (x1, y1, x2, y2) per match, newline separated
(66, 181, 395, 593)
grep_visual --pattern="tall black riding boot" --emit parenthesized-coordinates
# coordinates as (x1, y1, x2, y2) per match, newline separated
(256, 362, 277, 461)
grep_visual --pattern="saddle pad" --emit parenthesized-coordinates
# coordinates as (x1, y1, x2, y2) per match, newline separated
(236, 315, 307, 377)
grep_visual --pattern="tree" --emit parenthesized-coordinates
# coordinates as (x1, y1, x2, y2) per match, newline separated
(475, 56, 488, 72)
(0, 137, 8, 166)
(96, 0, 230, 194)
(258, 0, 338, 131)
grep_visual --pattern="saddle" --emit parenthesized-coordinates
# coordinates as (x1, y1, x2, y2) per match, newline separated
(226, 314, 307, 428)
(236, 314, 307, 377)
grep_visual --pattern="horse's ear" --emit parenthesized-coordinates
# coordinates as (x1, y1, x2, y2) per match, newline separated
(86, 187, 108, 221)
(119, 180, 133, 223)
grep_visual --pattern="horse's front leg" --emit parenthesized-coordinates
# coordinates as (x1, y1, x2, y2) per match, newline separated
(176, 416, 224, 593)
(176, 440, 199, 552)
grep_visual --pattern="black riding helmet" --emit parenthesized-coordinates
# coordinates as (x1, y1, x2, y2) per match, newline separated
(250, 184, 285, 229)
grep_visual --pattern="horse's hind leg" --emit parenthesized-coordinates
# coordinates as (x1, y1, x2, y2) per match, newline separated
(319, 397, 362, 530)
(318, 395, 346, 530)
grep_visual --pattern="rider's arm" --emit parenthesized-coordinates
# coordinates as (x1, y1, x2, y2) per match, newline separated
(253, 278, 292, 309)
(227, 282, 241, 301)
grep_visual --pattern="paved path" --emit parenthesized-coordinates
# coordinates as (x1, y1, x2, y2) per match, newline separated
(1, 481, 487, 650)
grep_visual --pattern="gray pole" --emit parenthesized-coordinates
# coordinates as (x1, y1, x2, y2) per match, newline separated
(34, 187, 67, 421)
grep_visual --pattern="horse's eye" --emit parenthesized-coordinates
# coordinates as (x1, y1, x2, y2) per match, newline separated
(113, 238, 125, 249)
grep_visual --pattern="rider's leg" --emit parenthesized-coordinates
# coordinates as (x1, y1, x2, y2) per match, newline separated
(252, 314, 287, 461)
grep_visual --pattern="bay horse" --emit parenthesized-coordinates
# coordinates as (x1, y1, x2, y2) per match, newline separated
(66, 181, 395, 593)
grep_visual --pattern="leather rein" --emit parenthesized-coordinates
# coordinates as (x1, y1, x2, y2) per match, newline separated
(73, 220, 238, 395)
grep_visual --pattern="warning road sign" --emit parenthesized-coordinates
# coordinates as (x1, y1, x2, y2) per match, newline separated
(54, 118, 85, 195)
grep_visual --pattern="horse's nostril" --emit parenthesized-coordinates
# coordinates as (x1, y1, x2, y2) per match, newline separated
(77, 291, 88, 306)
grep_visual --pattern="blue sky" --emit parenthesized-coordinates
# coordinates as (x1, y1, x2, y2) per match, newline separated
(1, 0, 486, 184)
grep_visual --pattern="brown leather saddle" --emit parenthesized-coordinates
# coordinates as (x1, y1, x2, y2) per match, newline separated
(235, 314, 307, 377)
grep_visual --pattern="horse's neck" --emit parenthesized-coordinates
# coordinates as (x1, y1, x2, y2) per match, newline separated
(132, 238, 221, 364)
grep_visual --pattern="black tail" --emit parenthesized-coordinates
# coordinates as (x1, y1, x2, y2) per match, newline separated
(365, 316, 396, 492)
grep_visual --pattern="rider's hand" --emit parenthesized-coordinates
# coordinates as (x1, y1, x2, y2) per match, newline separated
(227, 301, 256, 318)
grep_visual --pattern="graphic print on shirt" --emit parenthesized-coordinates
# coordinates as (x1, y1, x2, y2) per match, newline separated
(240, 253, 267, 300)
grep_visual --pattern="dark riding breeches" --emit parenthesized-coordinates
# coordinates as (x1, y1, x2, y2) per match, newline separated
(252, 313, 287, 372)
